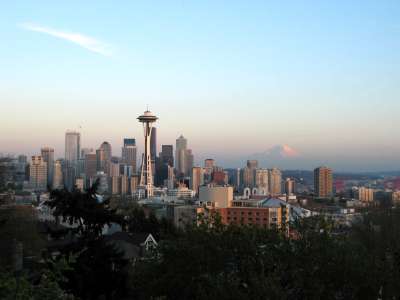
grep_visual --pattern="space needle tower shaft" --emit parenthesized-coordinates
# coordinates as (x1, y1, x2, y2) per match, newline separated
(137, 110, 158, 198)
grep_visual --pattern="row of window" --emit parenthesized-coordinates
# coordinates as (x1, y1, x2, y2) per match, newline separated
(227, 217, 268, 222)
(227, 211, 268, 216)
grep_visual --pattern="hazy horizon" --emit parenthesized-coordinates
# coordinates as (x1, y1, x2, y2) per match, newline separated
(1, 1, 399, 172)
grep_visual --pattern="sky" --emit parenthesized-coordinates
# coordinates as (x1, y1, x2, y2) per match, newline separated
(0, 1, 399, 171)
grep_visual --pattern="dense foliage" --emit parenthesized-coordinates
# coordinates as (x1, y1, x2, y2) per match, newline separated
(129, 210, 400, 300)
(2, 182, 400, 299)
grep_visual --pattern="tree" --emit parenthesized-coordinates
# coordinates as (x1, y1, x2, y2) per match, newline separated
(45, 181, 128, 300)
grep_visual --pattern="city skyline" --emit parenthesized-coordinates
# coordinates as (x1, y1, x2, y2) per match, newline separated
(1, 1, 399, 171)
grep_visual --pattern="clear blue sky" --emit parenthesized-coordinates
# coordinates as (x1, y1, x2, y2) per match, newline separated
(0, 1, 399, 171)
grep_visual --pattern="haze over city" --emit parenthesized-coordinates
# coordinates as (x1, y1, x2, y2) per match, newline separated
(1, 1, 399, 171)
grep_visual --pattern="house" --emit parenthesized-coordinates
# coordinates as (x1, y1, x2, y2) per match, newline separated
(104, 232, 158, 262)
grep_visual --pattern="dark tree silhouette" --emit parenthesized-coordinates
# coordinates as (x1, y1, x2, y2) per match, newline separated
(45, 181, 128, 300)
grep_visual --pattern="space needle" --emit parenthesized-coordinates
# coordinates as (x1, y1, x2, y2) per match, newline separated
(138, 109, 158, 198)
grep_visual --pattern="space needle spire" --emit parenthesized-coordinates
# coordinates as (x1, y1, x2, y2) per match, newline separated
(138, 109, 158, 198)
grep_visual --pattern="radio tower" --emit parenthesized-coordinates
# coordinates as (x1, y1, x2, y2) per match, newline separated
(138, 109, 158, 198)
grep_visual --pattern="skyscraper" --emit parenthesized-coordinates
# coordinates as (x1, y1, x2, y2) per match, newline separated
(41, 147, 54, 188)
(65, 131, 81, 163)
(247, 160, 258, 170)
(81, 148, 93, 158)
(156, 145, 174, 186)
(138, 110, 158, 198)
(242, 160, 258, 188)
(314, 166, 333, 198)
(29, 156, 47, 190)
(185, 149, 194, 176)
(122, 138, 137, 173)
(84, 153, 97, 179)
(52, 160, 64, 190)
(65, 131, 80, 190)
(255, 169, 269, 193)
(97, 141, 112, 174)
(150, 127, 157, 161)
(175, 135, 187, 176)
(160, 145, 174, 166)
(268, 168, 282, 195)
(285, 178, 296, 195)
(190, 167, 204, 194)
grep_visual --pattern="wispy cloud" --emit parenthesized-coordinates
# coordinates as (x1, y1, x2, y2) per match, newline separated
(19, 22, 113, 56)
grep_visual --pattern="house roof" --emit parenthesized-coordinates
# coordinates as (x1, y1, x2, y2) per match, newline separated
(258, 198, 288, 208)
(104, 231, 157, 246)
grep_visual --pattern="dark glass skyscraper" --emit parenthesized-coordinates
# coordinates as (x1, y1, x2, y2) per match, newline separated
(150, 127, 157, 161)
(122, 138, 137, 174)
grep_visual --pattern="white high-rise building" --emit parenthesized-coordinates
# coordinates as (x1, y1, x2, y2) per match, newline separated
(268, 168, 282, 196)
(255, 169, 269, 194)
(30, 156, 47, 190)
(52, 160, 64, 190)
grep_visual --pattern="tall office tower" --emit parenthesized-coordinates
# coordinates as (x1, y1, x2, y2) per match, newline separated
(268, 168, 282, 195)
(18, 155, 27, 164)
(130, 175, 139, 195)
(110, 158, 120, 177)
(242, 167, 254, 188)
(81, 148, 93, 158)
(190, 167, 204, 194)
(29, 156, 47, 190)
(167, 165, 175, 190)
(185, 149, 194, 176)
(255, 169, 269, 193)
(65, 131, 80, 190)
(160, 145, 174, 166)
(122, 138, 137, 174)
(155, 145, 174, 187)
(150, 127, 157, 160)
(65, 131, 81, 162)
(175, 135, 188, 176)
(247, 160, 258, 170)
(52, 160, 64, 190)
(236, 168, 241, 190)
(16, 155, 28, 181)
(203, 159, 214, 183)
(314, 166, 333, 198)
(41, 147, 54, 188)
(121, 175, 129, 196)
(111, 176, 121, 195)
(96, 141, 112, 174)
(84, 153, 97, 179)
(285, 178, 296, 195)
(138, 110, 158, 198)
(120, 164, 133, 177)
(242, 160, 259, 188)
